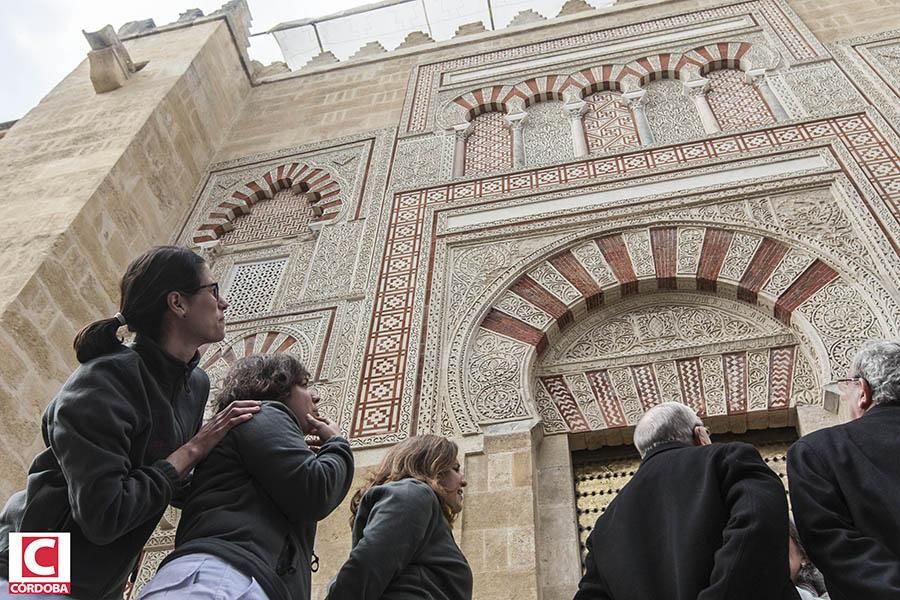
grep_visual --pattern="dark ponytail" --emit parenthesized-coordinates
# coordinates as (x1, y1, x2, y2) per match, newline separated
(73, 246, 206, 363)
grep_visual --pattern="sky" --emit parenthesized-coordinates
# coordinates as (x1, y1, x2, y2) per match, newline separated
(0, 0, 374, 122)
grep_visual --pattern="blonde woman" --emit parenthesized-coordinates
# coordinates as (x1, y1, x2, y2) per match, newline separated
(327, 435, 472, 600)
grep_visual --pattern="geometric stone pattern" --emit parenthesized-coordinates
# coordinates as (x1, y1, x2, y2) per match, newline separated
(354, 113, 900, 440)
(223, 258, 287, 321)
(464, 111, 512, 176)
(706, 68, 776, 131)
(221, 189, 315, 245)
(406, 0, 826, 133)
(582, 91, 641, 154)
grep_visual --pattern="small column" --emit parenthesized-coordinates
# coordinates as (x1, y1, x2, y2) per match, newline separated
(565, 100, 589, 157)
(622, 89, 654, 146)
(746, 68, 789, 121)
(505, 112, 527, 169)
(451, 123, 472, 178)
(684, 78, 721, 135)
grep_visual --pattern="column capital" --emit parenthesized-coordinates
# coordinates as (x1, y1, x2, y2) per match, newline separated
(621, 89, 647, 107)
(504, 111, 527, 129)
(564, 100, 588, 118)
(744, 68, 767, 87)
(682, 77, 710, 98)
(450, 122, 473, 140)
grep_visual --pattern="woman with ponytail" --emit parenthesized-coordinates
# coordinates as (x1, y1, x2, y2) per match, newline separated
(0, 246, 261, 600)
(327, 435, 472, 600)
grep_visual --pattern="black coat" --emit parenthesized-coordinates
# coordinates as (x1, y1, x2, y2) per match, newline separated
(787, 403, 900, 600)
(0, 336, 207, 599)
(165, 401, 354, 600)
(574, 441, 799, 600)
(327, 479, 473, 600)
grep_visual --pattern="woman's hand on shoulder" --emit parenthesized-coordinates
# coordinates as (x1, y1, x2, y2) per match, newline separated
(167, 400, 261, 477)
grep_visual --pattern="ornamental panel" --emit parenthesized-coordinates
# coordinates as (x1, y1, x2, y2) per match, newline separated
(706, 68, 776, 131)
(523, 101, 575, 167)
(643, 79, 706, 144)
(583, 91, 641, 155)
(464, 111, 513, 176)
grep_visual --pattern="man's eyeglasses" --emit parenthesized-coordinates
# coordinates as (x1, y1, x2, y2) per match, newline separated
(826, 377, 861, 394)
(191, 282, 220, 300)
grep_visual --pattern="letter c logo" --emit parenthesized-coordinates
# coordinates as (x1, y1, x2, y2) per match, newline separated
(24, 539, 56, 576)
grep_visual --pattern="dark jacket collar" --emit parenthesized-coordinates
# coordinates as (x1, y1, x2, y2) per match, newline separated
(131, 334, 200, 387)
(642, 440, 693, 464)
(864, 402, 900, 419)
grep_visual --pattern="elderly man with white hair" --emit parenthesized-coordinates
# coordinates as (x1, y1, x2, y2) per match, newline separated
(574, 402, 798, 600)
(788, 339, 900, 600)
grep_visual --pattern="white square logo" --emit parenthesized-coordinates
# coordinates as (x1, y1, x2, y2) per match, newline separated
(8, 533, 71, 595)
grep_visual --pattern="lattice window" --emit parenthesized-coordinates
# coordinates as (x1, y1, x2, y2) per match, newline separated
(463, 111, 513, 176)
(706, 69, 776, 131)
(224, 258, 287, 320)
(583, 91, 641, 154)
(643, 78, 705, 144)
(221, 189, 314, 246)
(523, 100, 574, 166)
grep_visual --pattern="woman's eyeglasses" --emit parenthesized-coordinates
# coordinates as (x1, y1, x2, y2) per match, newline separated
(192, 282, 220, 300)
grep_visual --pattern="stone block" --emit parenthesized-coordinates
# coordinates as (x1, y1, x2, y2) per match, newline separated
(537, 465, 574, 507)
(463, 489, 536, 530)
(465, 453, 489, 492)
(508, 527, 537, 568)
(483, 528, 510, 570)
(512, 450, 533, 487)
(473, 569, 538, 600)
(488, 452, 513, 490)
(537, 434, 571, 469)
(461, 528, 485, 571)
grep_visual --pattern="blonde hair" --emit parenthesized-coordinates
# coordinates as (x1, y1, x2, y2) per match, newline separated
(350, 435, 460, 527)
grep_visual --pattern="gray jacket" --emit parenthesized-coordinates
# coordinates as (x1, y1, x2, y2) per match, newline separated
(165, 402, 354, 600)
(328, 478, 472, 600)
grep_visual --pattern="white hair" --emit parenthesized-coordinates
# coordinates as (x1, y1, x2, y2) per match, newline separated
(633, 402, 703, 458)
(850, 339, 900, 406)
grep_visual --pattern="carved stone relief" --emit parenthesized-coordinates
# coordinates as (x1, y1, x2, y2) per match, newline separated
(304, 221, 365, 302)
(542, 294, 790, 366)
(392, 133, 448, 189)
(642, 78, 706, 144)
(523, 101, 575, 166)
(779, 63, 867, 118)
(466, 329, 532, 422)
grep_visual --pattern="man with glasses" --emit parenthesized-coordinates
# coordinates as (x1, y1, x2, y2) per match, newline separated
(574, 402, 798, 600)
(787, 339, 900, 600)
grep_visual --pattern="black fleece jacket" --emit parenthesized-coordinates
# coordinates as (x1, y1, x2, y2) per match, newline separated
(328, 479, 473, 600)
(0, 335, 208, 600)
(163, 401, 354, 600)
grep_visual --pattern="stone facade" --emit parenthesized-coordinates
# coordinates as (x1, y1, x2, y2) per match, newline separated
(1, 0, 899, 599)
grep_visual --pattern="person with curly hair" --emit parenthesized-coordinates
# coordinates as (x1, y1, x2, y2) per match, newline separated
(327, 434, 472, 600)
(138, 354, 354, 600)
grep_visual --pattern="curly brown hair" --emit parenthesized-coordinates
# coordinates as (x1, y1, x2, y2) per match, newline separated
(349, 434, 460, 528)
(215, 354, 310, 411)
